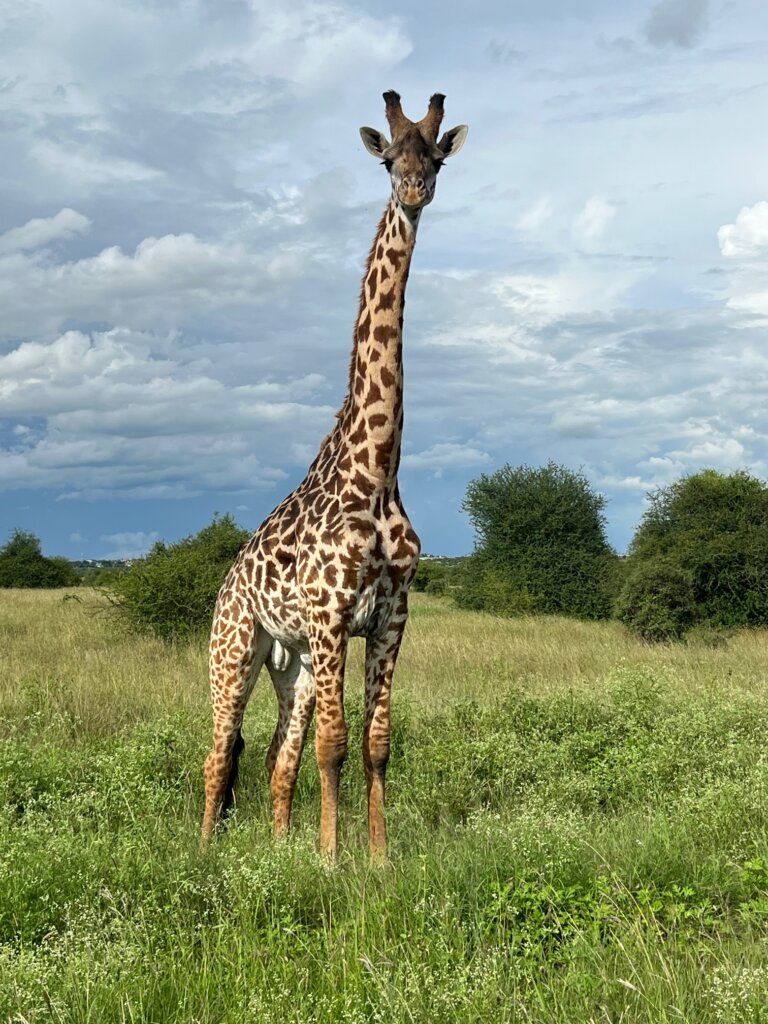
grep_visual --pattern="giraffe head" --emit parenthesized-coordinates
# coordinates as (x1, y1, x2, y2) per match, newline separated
(359, 91, 468, 213)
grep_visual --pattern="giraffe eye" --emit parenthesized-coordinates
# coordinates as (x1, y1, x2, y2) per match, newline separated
(383, 159, 393, 172)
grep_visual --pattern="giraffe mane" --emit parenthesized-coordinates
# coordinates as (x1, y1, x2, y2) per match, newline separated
(339, 205, 389, 417)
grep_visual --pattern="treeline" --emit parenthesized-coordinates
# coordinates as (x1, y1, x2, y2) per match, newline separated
(3, 464, 767, 644)
(0, 531, 130, 588)
(0, 530, 80, 588)
(416, 464, 768, 642)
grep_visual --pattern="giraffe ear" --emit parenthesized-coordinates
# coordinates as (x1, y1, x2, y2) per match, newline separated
(359, 127, 391, 159)
(436, 124, 468, 159)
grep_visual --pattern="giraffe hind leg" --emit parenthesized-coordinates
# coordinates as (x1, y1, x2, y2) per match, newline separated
(266, 643, 293, 781)
(201, 612, 273, 846)
(267, 653, 316, 837)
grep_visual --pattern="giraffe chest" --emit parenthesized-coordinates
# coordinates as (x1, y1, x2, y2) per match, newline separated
(346, 505, 421, 637)
(236, 491, 418, 644)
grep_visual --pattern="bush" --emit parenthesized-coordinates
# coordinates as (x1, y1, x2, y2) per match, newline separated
(413, 559, 455, 596)
(454, 560, 535, 616)
(0, 529, 79, 588)
(457, 462, 616, 619)
(615, 560, 698, 642)
(628, 469, 768, 630)
(111, 514, 250, 641)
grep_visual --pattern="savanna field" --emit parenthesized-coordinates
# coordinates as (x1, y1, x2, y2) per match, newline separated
(2, 589, 768, 1023)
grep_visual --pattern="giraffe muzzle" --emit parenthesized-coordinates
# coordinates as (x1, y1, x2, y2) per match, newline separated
(398, 179, 432, 209)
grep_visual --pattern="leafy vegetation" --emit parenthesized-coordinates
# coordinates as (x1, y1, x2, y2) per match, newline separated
(615, 559, 699, 642)
(457, 462, 617, 619)
(2, 590, 768, 1022)
(0, 529, 79, 589)
(111, 513, 250, 641)
(411, 557, 459, 596)
(620, 469, 768, 640)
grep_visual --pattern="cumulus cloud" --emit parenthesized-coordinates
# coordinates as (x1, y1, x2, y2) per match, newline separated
(0, 227, 309, 336)
(718, 201, 768, 258)
(643, 0, 710, 48)
(402, 443, 491, 473)
(0, 0, 410, 201)
(718, 201, 768, 315)
(2, 0, 768, 558)
(402, 252, 768, 538)
(0, 209, 91, 255)
(0, 326, 331, 497)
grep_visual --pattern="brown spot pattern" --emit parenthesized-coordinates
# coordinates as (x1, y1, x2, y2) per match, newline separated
(202, 192, 423, 864)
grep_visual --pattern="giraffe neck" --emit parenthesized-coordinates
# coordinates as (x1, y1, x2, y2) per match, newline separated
(341, 197, 418, 484)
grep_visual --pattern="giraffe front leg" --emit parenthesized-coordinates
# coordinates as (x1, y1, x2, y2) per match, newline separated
(309, 616, 349, 862)
(267, 653, 316, 837)
(364, 617, 406, 863)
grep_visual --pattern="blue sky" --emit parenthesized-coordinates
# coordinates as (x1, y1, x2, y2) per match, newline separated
(2, 0, 768, 558)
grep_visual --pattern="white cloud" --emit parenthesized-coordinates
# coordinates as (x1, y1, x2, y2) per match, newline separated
(402, 443, 491, 472)
(2, 0, 768, 558)
(0, 326, 331, 498)
(573, 196, 616, 245)
(101, 530, 160, 560)
(488, 260, 642, 323)
(718, 201, 768, 258)
(29, 142, 162, 189)
(667, 436, 746, 466)
(0, 209, 91, 255)
(0, 0, 410, 199)
(718, 201, 768, 315)
(0, 228, 308, 336)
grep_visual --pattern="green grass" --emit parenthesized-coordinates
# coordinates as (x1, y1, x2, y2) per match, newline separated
(2, 589, 768, 1022)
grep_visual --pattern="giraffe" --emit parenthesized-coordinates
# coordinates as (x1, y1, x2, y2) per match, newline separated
(201, 91, 468, 861)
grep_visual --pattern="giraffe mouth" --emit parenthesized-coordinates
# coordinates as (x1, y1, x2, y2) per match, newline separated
(397, 185, 432, 209)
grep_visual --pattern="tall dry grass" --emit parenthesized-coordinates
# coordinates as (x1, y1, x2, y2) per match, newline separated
(1, 588, 766, 728)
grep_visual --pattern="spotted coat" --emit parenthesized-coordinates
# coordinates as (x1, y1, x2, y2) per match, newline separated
(202, 90, 466, 860)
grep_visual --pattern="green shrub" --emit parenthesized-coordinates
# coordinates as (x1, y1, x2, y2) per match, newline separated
(0, 530, 79, 588)
(457, 462, 616, 619)
(615, 560, 698, 642)
(111, 514, 250, 641)
(629, 469, 768, 629)
(412, 559, 447, 594)
(455, 560, 535, 616)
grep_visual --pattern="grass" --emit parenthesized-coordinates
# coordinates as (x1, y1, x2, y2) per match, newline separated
(2, 589, 768, 1022)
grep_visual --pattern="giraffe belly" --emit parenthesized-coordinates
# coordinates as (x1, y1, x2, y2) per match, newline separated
(252, 595, 309, 652)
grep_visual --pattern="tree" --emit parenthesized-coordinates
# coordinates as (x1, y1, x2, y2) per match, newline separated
(412, 559, 448, 595)
(622, 469, 768, 631)
(457, 462, 616, 619)
(0, 529, 80, 588)
(111, 514, 250, 641)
